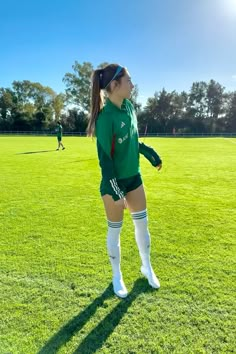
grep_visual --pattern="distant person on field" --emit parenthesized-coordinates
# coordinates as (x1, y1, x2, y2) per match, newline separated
(87, 64, 162, 298)
(56, 121, 65, 150)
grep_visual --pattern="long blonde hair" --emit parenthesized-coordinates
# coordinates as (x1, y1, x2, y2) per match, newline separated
(87, 64, 126, 137)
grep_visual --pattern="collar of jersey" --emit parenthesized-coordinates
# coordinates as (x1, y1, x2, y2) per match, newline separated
(105, 98, 127, 112)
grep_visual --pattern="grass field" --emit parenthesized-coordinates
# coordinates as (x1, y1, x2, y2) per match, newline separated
(0, 136, 235, 354)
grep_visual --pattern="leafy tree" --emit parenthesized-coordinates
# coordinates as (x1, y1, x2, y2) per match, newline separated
(0, 88, 17, 129)
(51, 93, 66, 121)
(63, 61, 93, 112)
(225, 92, 236, 132)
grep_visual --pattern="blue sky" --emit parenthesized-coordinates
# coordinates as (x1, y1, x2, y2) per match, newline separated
(1, 0, 236, 106)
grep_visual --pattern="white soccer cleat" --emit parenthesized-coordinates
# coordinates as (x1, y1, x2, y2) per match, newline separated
(112, 276, 128, 298)
(141, 265, 160, 289)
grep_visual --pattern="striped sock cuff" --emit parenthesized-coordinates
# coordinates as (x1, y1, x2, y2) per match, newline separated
(131, 209, 147, 220)
(107, 220, 123, 228)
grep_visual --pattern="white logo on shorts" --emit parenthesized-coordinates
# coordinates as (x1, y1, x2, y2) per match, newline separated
(121, 122, 125, 128)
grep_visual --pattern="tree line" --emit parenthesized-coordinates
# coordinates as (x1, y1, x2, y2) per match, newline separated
(0, 61, 235, 134)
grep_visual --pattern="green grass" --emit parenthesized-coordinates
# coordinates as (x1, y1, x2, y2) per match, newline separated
(0, 136, 235, 354)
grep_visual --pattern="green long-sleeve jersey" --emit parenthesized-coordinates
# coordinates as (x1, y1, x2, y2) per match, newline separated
(95, 98, 162, 200)
(56, 124, 62, 138)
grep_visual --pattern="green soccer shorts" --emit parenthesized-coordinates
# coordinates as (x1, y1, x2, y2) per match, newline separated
(100, 173, 143, 200)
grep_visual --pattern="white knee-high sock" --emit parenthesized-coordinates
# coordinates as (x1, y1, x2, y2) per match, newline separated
(107, 220, 123, 278)
(131, 209, 152, 269)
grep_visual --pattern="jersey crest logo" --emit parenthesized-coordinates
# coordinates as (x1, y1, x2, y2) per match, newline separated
(121, 122, 125, 128)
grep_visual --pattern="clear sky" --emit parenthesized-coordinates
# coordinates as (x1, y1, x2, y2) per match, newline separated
(1, 0, 236, 106)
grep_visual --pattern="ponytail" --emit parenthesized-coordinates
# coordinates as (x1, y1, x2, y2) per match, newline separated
(87, 64, 126, 137)
(87, 69, 104, 137)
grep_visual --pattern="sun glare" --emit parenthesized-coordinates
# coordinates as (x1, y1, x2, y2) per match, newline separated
(220, 0, 236, 17)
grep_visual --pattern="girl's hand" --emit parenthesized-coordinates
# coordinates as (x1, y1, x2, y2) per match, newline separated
(156, 163, 162, 171)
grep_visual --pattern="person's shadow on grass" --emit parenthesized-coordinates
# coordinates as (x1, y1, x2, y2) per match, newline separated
(16, 150, 56, 155)
(38, 278, 156, 354)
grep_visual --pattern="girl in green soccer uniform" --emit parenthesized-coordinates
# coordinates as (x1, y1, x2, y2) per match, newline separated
(56, 121, 65, 151)
(87, 64, 162, 298)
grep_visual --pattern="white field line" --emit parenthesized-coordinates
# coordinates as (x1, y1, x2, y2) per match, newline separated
(223, 138, 236, 144)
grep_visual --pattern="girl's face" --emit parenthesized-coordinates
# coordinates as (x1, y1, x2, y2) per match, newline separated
(111, 71, 134, 99)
